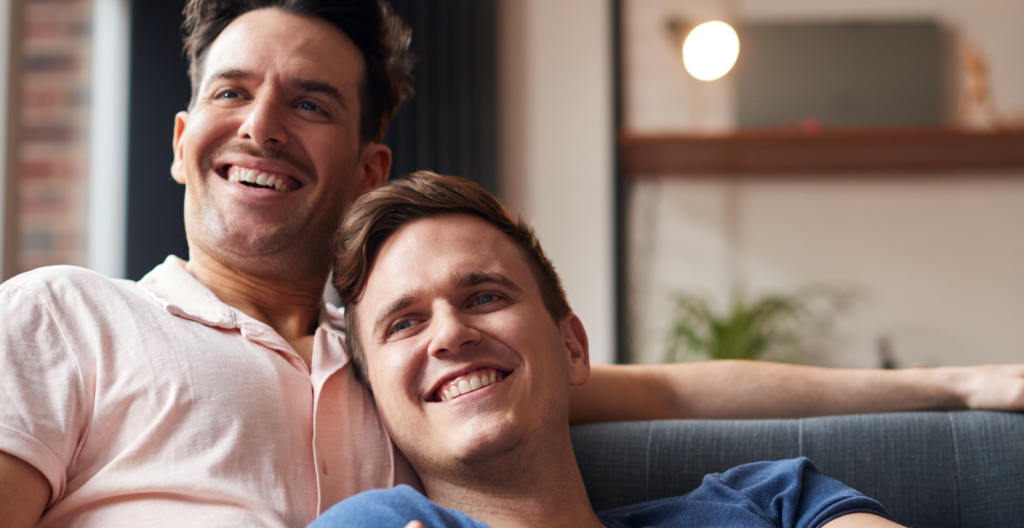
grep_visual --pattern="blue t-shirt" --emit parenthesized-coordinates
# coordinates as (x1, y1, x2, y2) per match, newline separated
(310, 458, 890, 528)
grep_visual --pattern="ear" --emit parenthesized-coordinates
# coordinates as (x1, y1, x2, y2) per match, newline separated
(170, 111, 189, 185)
(560, 314, 591, 386)
(356, 142, 392, 195)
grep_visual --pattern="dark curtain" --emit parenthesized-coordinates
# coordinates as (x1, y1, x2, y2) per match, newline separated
(384, 0, 498, 194)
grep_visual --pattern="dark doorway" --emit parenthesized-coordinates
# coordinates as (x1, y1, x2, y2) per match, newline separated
(385, 0, 498, 194)
(124, 0, 191, 280)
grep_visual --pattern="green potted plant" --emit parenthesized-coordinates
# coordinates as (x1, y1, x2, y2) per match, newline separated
(665, 284, 850, 364)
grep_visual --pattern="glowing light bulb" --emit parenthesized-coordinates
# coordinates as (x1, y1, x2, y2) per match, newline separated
(682, 21, 740, 81)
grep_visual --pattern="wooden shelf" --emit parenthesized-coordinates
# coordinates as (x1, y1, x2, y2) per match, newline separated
(619, 128, 1024, 176)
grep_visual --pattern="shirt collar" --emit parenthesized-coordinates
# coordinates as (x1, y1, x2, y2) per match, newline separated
(137, 255, 238, 328)
(137, 255, 347, 338)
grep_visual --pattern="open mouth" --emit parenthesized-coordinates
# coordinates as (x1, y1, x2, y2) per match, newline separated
(221, 165, 301, 192)
(434, 367, 507, 402)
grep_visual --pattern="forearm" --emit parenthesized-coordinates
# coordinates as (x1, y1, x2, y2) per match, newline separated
(658, 361, 971, 420)
(570, 361, 973, 424)
(0, 451, 50, 528)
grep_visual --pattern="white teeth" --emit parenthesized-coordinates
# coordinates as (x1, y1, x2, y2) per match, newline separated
(227, 167, 290, 191)
(437, 369, 504, 403)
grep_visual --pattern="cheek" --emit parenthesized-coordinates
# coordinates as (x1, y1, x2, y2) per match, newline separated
(367, 346, 418, 401)
(487, 310, 542, 346)
(182, 112, 237, 165)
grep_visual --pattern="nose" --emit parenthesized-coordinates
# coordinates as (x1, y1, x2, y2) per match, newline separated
(427, 305, 482, 357)
(237, 92, 288, 147)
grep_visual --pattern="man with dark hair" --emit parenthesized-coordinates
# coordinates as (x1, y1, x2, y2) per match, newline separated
(0, 2, 417, 526)
(0, 1, 1021, 527)
(321, 171, 899, 528)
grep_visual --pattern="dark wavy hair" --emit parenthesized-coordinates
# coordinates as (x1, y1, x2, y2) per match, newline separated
(182, 0, 415, 143)
(333, 171, 573, 384)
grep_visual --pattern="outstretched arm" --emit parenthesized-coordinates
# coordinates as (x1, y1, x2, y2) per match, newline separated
(569, 361, 1024, 424)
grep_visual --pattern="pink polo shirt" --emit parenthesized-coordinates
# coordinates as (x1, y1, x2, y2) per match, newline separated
(0, 256, 418, 527)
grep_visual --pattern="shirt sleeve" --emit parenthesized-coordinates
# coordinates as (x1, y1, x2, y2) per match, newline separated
(703, 457, 891, 528)
(598, 457, 890, 528)
(0, 281, 91, 506)
(310, 485, 491, 528)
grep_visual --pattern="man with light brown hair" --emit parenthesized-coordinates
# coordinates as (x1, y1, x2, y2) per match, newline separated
(320, 171, 900, 528)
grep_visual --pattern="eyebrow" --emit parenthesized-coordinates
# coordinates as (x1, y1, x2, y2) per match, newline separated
(204, 68, 348, 109)
(206, 67, 257, 85)
(293, 78, 348, 110)
(456, 271, 523, 294)
(368, 272, 524, 339)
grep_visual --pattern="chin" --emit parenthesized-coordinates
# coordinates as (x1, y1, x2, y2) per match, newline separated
(449, 427, 523, 466)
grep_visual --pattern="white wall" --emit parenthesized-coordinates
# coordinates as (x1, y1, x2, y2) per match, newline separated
(499, 0, 615, 364)
(87, 0, 131, 278)
(0, 0, 11, 273)
(624, 0, 1024, 368)
(629, 174, 1024, 368)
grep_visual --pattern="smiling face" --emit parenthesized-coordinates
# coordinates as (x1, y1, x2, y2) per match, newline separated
(171, 8, 390, 277)
(354, 214, 590, 473)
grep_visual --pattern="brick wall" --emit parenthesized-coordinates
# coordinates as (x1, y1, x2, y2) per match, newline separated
(17, 0, 91, 272)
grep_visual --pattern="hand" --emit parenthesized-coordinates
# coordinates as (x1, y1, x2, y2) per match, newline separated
(953, 364, 1024, 410)
(404, 521, 425, 528)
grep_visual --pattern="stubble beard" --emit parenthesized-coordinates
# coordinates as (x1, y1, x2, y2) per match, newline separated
(184, 145, 340, 281)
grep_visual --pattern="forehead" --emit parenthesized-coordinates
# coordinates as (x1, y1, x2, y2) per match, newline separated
(359, 215, 538, 313)
(201, 8, 365, 93)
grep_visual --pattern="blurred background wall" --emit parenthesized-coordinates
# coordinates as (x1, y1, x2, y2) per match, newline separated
(624, 0, 1024, 368)
(1, 0, 1021, 369)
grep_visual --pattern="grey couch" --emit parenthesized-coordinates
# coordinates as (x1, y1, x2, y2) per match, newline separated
(571, 411, 1024, 527)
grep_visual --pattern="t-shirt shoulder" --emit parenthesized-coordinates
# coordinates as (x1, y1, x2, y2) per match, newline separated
(312, 485, 490, 528)
(2, 265, 151, 306)
(597, 458, 890, 528)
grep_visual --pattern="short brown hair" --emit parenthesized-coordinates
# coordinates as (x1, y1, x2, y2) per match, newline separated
(333, 171, 572, 383)
(181, 0, 415, 143)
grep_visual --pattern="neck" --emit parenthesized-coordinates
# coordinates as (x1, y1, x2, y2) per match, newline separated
(421, 431, 605, 528)
(185, 244, 328, 366)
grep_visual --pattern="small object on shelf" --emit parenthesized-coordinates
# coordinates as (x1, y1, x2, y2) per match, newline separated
(958, 43, 1002, 131)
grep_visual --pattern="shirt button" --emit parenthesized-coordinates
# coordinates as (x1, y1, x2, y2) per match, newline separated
(321, 458, 329, 475)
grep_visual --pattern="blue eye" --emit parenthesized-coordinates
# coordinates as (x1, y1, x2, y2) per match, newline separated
(217, 90, 240, 99)
(299, 101, 325, 114)
(392, 320, 412, 333)
(475, 294, 497, 305)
